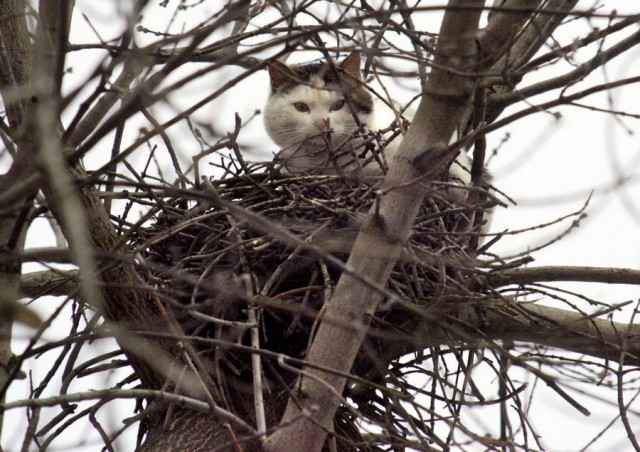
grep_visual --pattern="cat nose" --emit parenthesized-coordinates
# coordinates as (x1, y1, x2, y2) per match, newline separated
(313, 118, 329, 131)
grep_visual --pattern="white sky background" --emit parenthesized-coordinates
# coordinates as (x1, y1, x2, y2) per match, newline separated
(3, 0, 640, 450)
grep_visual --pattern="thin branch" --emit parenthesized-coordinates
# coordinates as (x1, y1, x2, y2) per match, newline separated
(369, 297, 640, 375)
(2, 388, 209, 411)
(489, 27, 640, 109)
(484, 75, 640, 134)
(19, 269, 77, 298)
(482, 266, 640, 288)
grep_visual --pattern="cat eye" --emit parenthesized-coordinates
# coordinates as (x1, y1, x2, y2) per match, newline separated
(330, 99, 345, 111)
(293, 102, 310, 112)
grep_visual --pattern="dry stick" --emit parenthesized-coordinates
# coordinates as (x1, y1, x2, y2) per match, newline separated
(89, 410, 116, 452)
(489, 26, 640, 109)
(503, 0, 580, 70)
(2, 388, 210, 412)
(70, 1, 255, 167)
(468, 85, 488, 253)
(20, 406, 41, 452)
(139, 107, 187, 185)
(484, 75, 640, 135)
(23, 260, 640, 370)
(477, 0, 543, 66)
(521, 12, 640, 73)
(617, 301, 640, 451)
(247, 283, 267, 437)
(18, 262, 640, 369)
(501, 343, 590, 416)
(223, 422, 244, 452)
(470, 0, 579, 127)
(484, 266, 640, 288)
(224, 214, 268, 438)
(138, 329, 407, 403)
(67, 59, 142, 147)
(0, 172, 42, 211)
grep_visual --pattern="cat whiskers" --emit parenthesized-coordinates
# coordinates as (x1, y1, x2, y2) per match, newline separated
(273, 127, 336, 151)
(272, 123, 382, 172)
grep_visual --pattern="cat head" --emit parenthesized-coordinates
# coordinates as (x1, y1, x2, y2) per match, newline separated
(263, 52, 374, 172)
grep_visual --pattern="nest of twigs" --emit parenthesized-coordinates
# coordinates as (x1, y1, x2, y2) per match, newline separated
(136, 164, 486, 449)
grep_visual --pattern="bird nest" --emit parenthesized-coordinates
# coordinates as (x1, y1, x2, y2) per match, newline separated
(135, 164, 487, 448)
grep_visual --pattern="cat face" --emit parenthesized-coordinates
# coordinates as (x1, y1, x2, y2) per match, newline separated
(264, 53, 374, 172)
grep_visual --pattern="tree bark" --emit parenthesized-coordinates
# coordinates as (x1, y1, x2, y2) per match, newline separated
(0, 0, 39, 437)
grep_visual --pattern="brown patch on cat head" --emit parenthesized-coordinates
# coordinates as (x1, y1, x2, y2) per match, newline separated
(266, 53, 373, 114)
(338, 52, 362, 79)
(267, 60, 301, 93)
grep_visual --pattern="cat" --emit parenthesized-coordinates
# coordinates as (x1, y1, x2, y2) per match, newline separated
(263, 52, 473, 184)
(263, 52, 492, 243)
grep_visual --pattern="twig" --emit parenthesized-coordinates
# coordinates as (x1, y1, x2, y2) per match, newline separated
(2, 388, 210, 411)
(245, 276, 267, 437)
(485, 266, 640, 288)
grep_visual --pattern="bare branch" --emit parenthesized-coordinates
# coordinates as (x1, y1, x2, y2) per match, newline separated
(482, 266, 640, 288)
(2, 388, 209, 412)
(19, 269, 77, 298)
(380, 298, 640, 368)
(489, 26, 640, 109)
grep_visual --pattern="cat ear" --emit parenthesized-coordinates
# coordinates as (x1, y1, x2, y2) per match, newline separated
(339, 52, 362, 79)
(267, 60, 295, 91)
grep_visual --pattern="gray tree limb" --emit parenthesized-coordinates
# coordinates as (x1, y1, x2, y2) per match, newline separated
(0, 0, 43, 439)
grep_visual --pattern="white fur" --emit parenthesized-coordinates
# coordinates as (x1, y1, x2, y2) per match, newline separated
(264, 79, 471, 181)
(264, 75, 396, 174)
